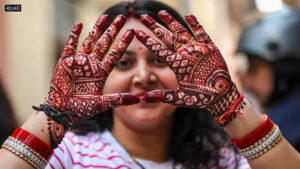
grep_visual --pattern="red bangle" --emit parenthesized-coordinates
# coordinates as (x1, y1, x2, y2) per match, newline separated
(11, 128, 53, 160)
(231, 115, 274, 149)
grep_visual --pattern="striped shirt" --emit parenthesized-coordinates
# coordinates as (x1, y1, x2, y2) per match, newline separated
(46, 131, 251, 169)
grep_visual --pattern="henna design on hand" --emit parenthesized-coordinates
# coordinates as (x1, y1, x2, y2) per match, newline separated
(47, 117, 65, 149)
(44, 15, 139, 148)
(137, 11, 241, 124)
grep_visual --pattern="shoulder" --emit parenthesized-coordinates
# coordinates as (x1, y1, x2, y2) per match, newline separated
(217, 148, 250, 169)
(175, 148, 251, 169)
(201, 148, 250, 169)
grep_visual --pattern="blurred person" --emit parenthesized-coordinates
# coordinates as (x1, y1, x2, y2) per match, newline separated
(237, 6, 300, 151)
(0, 1, 300, 169)
(0, 80, 17, 145)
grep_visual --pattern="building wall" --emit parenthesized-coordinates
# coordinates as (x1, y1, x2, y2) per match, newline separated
(1, 0, 54, 123)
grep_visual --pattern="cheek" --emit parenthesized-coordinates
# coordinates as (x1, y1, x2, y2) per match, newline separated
(103, 70, 132, 94)
(156, 67, 178, 89)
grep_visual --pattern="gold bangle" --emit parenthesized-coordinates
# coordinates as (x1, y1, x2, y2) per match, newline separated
(239, 125, 277, 153)
(246, 133, 282, 160)
(1, 137, 47, 169)
(239, 125, 282, 160)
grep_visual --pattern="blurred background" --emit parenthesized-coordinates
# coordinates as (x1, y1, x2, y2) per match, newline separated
(0, 0, 300, 124)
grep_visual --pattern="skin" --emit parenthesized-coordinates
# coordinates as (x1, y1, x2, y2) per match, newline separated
(103, 18, 178, 162)
(240, 56, 274, 105)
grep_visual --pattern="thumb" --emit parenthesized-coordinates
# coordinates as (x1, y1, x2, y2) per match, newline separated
(143, 89, 179, 105)
(102, 93, 140, 109)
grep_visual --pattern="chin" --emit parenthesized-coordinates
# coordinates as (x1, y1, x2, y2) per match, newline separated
(114, 102, 176, 130)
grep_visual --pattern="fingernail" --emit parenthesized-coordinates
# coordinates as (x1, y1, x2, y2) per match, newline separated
(158, 10, 173, 24)
(184, 15, 197, 27)
(122, 29, 135, 44)
(113, 15, 126, 30)
(73, 22, 83, 34)
(140, 14, 156, 28)
(144, 91, 163, 103)
(135, 29, 148, 42)
(122, 94, 140, 105)
(97, 14, 109, 30)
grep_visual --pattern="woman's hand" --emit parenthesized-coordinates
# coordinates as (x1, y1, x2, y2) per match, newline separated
(136, 11, 240, 119)
(45, 15, 139, 126)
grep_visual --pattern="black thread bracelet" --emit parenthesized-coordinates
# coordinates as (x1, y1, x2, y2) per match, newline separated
(32, 104, 73, 130)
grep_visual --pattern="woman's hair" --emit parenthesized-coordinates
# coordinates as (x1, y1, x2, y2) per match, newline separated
(71, 1, 240, 168)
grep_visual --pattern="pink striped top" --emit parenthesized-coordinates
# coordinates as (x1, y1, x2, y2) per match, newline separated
(45, 131, 251, 169)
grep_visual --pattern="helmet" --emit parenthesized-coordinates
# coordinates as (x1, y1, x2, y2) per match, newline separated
(237, 5, 300, 61)
(237, 5, 300, 106)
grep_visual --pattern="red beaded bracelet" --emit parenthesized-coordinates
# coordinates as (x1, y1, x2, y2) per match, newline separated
(11, 128, 53, 160)
(231, 115, 274, 149)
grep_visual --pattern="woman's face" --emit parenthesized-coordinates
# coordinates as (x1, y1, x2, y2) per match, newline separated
(103, 18, 178, 131)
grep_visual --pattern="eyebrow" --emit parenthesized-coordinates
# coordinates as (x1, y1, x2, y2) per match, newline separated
(124, 50, 136, 55)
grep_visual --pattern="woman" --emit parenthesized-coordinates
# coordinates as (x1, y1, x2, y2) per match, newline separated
(65, 1, 243, 168)
(0, 1, 299, 169)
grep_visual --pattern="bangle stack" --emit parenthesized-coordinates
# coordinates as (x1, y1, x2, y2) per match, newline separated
(231, 115, 282, 160)
(1, 128, 53, 169)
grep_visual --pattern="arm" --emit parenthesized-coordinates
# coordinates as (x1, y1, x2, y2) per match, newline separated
(0, 111, 50, 169)
(224, 98, 300, 169)
(136, 10, 300, 169)
(0, 15, 139, 169)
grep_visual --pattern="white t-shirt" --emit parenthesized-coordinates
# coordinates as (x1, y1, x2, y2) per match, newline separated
(46, 131, 250, 169)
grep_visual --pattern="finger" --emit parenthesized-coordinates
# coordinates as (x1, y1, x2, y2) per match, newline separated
(102, 93, 140, 109)
(91, 15, 126, 59)
(143, 89, 178, 105)
(158, 10, 193, 44)
(184, 15, 212, 44)
(135, 29, 177, 67)
(144, 89, 209, 108)
(80, 15, 109, 54)
(140, 14, 181, 50)
(62, 22, 83, 57)
(67, 93, 139, 122)
(101, 29, 135, 73)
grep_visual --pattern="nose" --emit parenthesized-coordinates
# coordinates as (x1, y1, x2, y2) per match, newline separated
(132, 61, 157, 87)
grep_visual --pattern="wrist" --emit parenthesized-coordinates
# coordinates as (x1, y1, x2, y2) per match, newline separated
(223, 97, 264, 139)
(230, 114, 283, 160)
(208, 84, 241, 126)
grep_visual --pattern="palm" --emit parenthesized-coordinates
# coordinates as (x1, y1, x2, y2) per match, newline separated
(137, 11, 240, 117)
(47, 53, 106, 121)
(45, 15, 138, 125)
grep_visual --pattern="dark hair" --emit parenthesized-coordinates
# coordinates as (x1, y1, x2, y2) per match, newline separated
(71, 1, 239, 168)
(0, 80, 17, 145)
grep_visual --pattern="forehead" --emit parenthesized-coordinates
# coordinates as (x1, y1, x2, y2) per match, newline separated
(113, 17, 161, 49)
(120, 17, 146, 32)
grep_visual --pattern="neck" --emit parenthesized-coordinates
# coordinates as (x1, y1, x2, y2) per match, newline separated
(111, 116, 173, 162)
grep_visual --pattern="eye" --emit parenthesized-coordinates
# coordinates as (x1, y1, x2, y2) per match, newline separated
(151, 58, 166, 67)
(115, 59, 133, 70)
